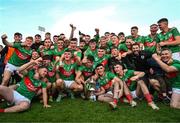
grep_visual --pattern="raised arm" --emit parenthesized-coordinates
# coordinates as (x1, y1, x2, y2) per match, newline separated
(1, 34, 14, 47)
(94, 28, 100, 42)
(17, 57, 43, 73)
(69, 24, 76, 40)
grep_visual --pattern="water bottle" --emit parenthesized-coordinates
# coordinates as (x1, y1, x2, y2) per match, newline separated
(96, 82, 100, 90)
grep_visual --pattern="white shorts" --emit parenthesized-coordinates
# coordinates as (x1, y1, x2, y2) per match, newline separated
(103, 91, 113, 98)
(131, 90, 138, 99)
(64, 80, 74, 88)
(13, 91, 31, 105)
(5, 63, 19, 73)
(172, 52, 180, 61)
(172, 88, 180, 94)
(106, 91, 113, 95)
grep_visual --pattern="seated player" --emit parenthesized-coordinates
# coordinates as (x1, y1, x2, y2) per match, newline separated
(153, 48, 180, 109)
(113, 63, 159, 110)
(92, 64, 123, 109)
(0, 58, 51, 113)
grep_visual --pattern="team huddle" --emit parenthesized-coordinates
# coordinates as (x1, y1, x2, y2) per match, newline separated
(0, 18, 179, 113)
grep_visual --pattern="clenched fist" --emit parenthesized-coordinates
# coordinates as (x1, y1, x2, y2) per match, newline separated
(1, 34, 7, 40)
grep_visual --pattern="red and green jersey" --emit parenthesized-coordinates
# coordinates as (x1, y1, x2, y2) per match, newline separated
(8, 43, 32, 66)
(157, 27, 180, 53)
(16, 70, 47, 100)
(107, 40, 119, 49)
(38, 46, 50, 52)
(97, 72, 116, 90)
(94, 54, 110, 71)
(44, 47, 68, 60)
(47, 61, 56, 83)
(118, 70, 134, 81)
(83, 45, 89, 51)
(126, 35, 144, 43)
(67, 48, 82, 59)
(118, 43, 128, 54)
(38, 47, 51, 57)
(143, 34, 157, 53)
(58, 62, 78, 81)
(94, 34, 100, 43)
(166, 60, 180, 89)
(107, 39, 113, 48)
(47, 61, 56, 72)
(98, 45, 111, 54)
(78, 65, 94, 80)
(117, 69, 136, 91)
(41, 48, 53, 56)
(84, 47, 98, 57)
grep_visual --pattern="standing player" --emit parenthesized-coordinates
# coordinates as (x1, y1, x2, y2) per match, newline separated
(127, 26, 144, 43)
(99, 36, 111, 54)
(157, 18, 180, 61)
(143, 24, 159, 54)
(82, 39, 97, 63)
(43, 39, 67, 60)
(126, 26, 144, 50)
(1, 34, 33, 86)
(67, 38, 82, 64)
(118, 38, 133, 57)
(31, 34, 43, 51)
(118, 32, 126, 44)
